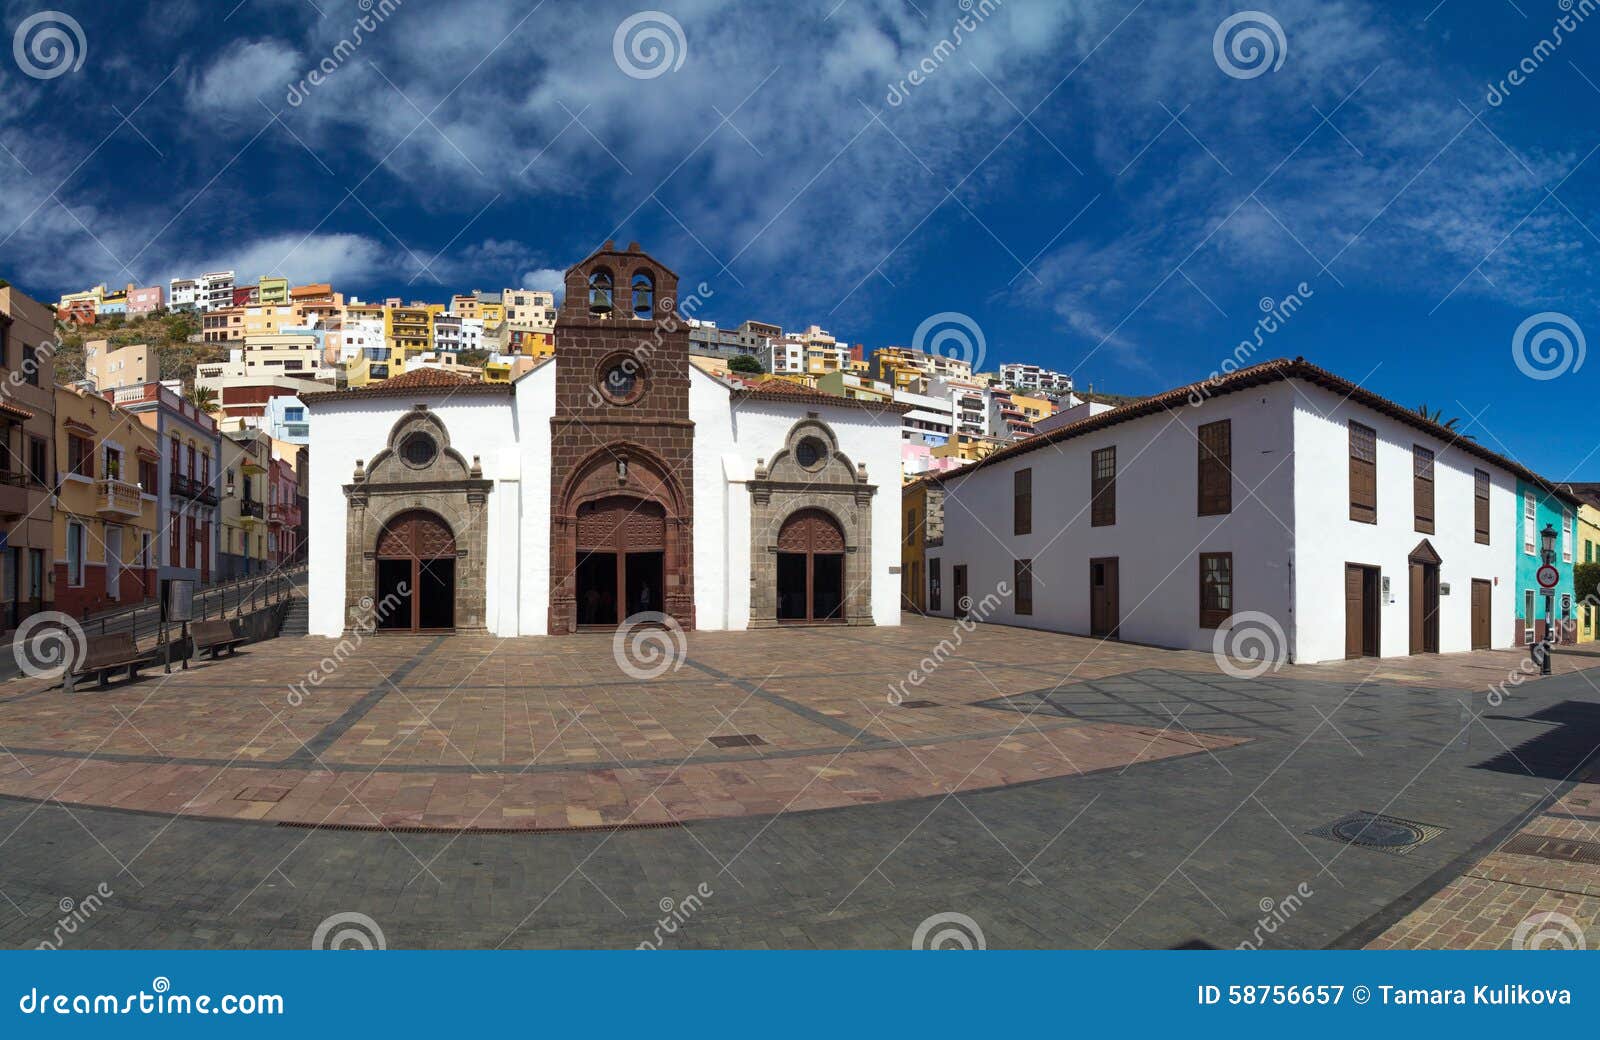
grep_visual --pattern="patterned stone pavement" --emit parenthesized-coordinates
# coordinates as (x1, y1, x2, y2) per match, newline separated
(0, 617, 1596, 948)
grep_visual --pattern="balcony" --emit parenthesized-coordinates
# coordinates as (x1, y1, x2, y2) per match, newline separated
(172, 474, 219, 506)
(95, 478, 143, 518)
(239, 498, 264, 525)
(0, 470, 36, 517)
(269, 502, 302, 528)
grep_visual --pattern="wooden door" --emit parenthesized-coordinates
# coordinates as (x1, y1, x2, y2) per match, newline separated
(1409, 561, 1440, 654)
(1344, 564, 1364, 659)
(1470, 579, 1491, 650)
(953, 565, 968, 620)
(1090, 557, 1119, 638)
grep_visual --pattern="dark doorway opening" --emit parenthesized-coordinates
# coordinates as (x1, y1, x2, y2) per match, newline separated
(374, 509, 457, 632)
(1408, 540, 1442, 655)
(575, 496, 667, 629)
(775, 508, 846, 624)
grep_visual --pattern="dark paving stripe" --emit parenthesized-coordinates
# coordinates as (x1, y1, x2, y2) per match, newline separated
(680, 656, 887, 741)
(279, 635, 445, 766)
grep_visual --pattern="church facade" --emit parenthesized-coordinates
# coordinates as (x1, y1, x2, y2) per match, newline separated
(304, 243, 906, 637)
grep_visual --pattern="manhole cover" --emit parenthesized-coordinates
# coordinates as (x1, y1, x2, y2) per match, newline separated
(1307, 811, 1443, 856)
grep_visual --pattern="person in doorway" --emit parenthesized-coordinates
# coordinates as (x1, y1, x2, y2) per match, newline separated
(637, 580, 653, 614)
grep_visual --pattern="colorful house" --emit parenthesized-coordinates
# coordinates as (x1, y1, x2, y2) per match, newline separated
(901, 476, 944, 613)
(1562, 483, 1600, 643)
(1515, 478, 1581, 645)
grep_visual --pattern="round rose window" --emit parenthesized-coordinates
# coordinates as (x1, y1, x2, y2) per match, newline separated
(795, 436, 827, 470)
(600, 360, 644, 403)
(400, 432, 437, 467)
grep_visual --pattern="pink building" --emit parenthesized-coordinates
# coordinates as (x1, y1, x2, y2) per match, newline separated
(126, 285, 165, 315)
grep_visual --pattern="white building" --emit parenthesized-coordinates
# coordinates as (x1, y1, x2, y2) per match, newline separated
(304, 244, 904, 637)
(999, 362, 1074, 396)
(927, 358, 1528, 664)
(432, 314, 485, 353)
(197, 271, 236, 313)
(168, 278, 199, 311)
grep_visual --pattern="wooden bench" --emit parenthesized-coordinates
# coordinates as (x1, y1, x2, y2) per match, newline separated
(64, 632, 153, 692)
(192, 619, 246, 659)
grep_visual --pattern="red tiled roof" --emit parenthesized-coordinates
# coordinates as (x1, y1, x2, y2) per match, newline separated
(307, 368, 512, 405)
(730, 377, 913, 414)
(936, 357, 1582, 505)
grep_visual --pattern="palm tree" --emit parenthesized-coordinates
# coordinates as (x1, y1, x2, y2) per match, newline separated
(1415, 404, 1473, 440)
(186, 384, 219, 414)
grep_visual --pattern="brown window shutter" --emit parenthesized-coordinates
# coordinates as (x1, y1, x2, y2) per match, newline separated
(1197, 420, 1232, 516)
(1413, 446, 1434, 534)
(1014, 467, 1032, 536)
(1349, 422, 1377, 524)
(1014, 558, 1033, 615)
(1091, 446, 1116, 527)
(1474, 469, 1490, 544)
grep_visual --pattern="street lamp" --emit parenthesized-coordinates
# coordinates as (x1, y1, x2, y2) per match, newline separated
(1537, 522, 1558, 676)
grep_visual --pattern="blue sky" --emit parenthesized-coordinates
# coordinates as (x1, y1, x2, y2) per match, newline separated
(1, 0, 1596, 476)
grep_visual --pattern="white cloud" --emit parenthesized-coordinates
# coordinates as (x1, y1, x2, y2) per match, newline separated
(186, 39, 302, 115)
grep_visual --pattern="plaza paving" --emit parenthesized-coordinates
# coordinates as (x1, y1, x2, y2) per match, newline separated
(0, 616, 1596, 949)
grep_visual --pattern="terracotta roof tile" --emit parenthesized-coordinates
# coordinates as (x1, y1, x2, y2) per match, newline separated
(730, 377, 913, 414)
(307, 368, 513, 405)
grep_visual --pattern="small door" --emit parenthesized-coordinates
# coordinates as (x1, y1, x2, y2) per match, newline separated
(1470, 579, 1492, 650)
(952, 565, 969, 620)
(1409, 560, 1440, 654)
(105, 527, 122, 600)
(1344, 564, 1380, 658)
(1090, 557, 1119, 638)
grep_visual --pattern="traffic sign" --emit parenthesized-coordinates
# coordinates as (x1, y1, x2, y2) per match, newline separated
(1537, 564, 1560, 590)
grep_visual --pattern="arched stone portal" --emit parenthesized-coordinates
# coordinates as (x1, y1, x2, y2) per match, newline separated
(343, 407, 491, 632)
(551, 444, 691, 632)
(749, 418, 876, 627)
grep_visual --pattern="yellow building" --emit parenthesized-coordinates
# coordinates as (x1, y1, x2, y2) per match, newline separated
(220, 429, 272, 579)
(258, 276, 289, 305)
(1008, 391, 1056, 425)
(931, 433, 1002, 465)
(385, 305, 436, 362)
(815, 369, 894, 403)
(52, 386, 160, 617)
(1567, 486, 1600, 643)
(901, 476, 940, 613)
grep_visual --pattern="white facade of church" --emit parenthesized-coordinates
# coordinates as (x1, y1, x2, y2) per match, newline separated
(304, 245, 904, 638)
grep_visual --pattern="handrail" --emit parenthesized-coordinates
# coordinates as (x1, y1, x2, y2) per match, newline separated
(72, 562, 307, 628)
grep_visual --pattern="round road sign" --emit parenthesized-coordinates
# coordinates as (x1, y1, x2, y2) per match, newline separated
(1537, 564, 1560, 590)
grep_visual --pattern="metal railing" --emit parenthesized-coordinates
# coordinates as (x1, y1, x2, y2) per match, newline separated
(69, 563, 307, 647)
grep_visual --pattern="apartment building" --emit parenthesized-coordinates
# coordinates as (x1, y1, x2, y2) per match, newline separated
(988, 389, 1037, 441)
(927, 358, 1559, 664)
(433, 313, 485, 353)
(197, 271, 236, 312)
(219, 429, 271, 580)
(0, 285, 57, 628)
(257, 277, 289, 305)
(109, 381, 222, 585)
(385, 304, 436, 362)
(202, 307, 245, 343)
(126, 285, 165, 315)
(999, 362, 1074, 396)
(503, 288, 556, 332)
(83, 340, 158, 392)
(168, 278, 199, 311)
(267, 455, 301, 565)
(53, 385, 159, 616)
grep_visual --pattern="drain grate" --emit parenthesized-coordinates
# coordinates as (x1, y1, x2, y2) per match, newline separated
(1500, 832, 1600, 866)
(898, 700, 941, 709)
(1307, 811, 1443, 856)
(708, 733, 768, 748)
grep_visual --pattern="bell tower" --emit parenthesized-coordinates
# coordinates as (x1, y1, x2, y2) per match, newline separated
(548, 242, 695, 634)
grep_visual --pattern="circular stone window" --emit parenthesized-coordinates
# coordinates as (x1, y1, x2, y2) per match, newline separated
(795, 436, 828, 471)
(599, 359, 644, 404)
(400, 432, 438, 468)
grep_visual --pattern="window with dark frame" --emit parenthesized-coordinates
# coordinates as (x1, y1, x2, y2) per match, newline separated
(1474, 469, 1490, 544)
(1091, 446, 1116, 526)
(67, 434, 94, 478)
(1349, 421, 1377, 524)
(27, 437, 47, 488)
(1014, 467, 1032, 536)
(20, 342, 38, 386)
(1413, 445, 1435, 534)
(1197, 420, 1232, 516)
(1014, 559, 1033, 615)
(1199, 552, 1234, 629)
